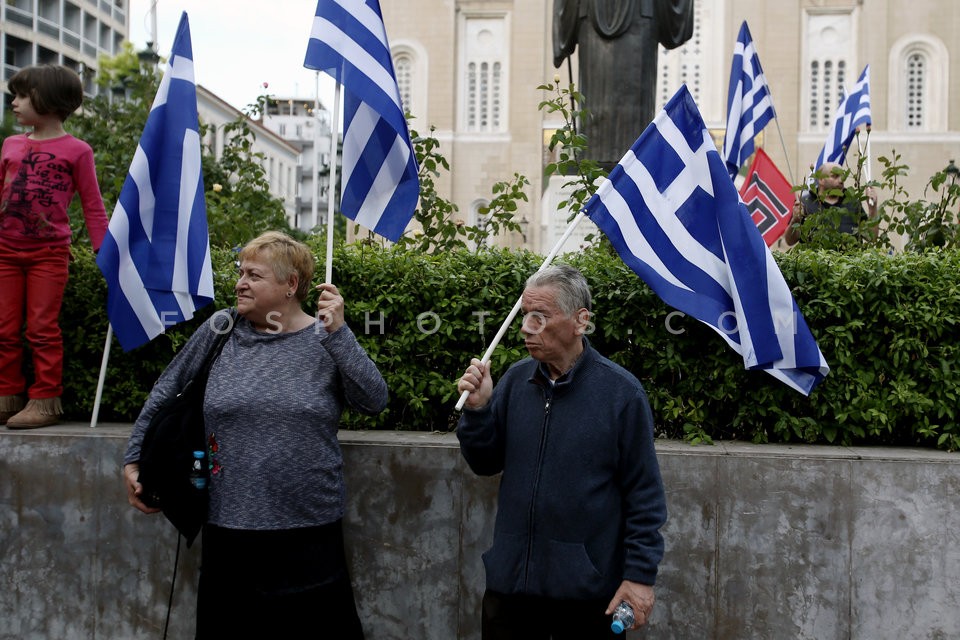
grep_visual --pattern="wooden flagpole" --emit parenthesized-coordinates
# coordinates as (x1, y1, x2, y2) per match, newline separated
(454, 211, 586, 411)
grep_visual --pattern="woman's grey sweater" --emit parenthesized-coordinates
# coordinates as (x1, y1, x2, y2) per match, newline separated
(124, 312, 388, 530)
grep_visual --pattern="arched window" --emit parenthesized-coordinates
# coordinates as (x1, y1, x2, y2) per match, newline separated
(466, 58, 503, 131)
(460, 14, 507, 133)
(809, 61, 820, 129)
(905, 52, 925, 129)
(888, 35, 948, 132)
(804, 11, 854, 133)
(391, 42, 427, 125)
(394, 52, 413, 118)
(810, 59, 846, 129)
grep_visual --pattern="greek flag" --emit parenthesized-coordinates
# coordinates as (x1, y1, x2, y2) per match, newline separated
(722, 21, 776, 180)
(304, 0, 419, 242)
(96, 12, 213, 351)
(585, 85, 829, 395)
(815, 64, 871, 169)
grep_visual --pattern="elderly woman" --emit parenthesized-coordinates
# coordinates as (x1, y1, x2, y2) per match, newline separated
(122, 231, 386, 638)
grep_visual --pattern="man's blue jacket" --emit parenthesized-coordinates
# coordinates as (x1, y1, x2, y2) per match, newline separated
(457, 339, 667, 600)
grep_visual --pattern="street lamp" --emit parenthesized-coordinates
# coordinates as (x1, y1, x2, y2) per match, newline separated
(518, 214, 530, 244)
(945, 159, 959, 186)
(137, 43, 160, 68)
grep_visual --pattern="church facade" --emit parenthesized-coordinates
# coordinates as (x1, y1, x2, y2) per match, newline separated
(382, 0, 959, 252)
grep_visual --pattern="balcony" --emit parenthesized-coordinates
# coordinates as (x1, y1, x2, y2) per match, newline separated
(4, 5, 34, 28)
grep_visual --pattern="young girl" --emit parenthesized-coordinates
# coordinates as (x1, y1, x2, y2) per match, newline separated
(0, 64, 108, 428)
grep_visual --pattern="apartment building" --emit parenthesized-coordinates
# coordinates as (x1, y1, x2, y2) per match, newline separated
(0, 2, 304, 228)
(195, 86, 301, 227)
(1, 0, 128, 110)
(260, 95, 338, 234)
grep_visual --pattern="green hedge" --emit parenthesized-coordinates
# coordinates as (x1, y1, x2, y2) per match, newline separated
(58, 244, 960, 451)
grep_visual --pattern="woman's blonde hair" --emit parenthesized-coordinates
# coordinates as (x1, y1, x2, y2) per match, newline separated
(238, 231, 315, 301)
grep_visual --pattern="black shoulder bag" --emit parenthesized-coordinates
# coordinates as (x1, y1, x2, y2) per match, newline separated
(137, 309, 236, 547)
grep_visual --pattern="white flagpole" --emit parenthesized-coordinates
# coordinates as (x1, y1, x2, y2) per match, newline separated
(90, 325, 113, 428)
(325, 82, 341, 284)
(311, 73, 320, 231)
(864, 124, 872, 182)
(454, 211, 586, 411)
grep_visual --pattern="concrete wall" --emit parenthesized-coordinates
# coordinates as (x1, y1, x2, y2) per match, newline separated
(1, 425, 958, 639)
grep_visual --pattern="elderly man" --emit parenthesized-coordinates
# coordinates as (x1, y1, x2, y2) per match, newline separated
(784, 161, 878, 245)
(457, 264, 667, 638)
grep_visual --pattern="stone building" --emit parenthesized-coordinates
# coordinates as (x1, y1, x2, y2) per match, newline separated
(381, 0, 959, 252)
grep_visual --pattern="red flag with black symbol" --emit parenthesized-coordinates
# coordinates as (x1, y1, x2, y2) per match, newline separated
(738, 148, 794, 246)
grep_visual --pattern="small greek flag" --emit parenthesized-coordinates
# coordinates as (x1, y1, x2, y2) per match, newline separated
(96, 12, 213, 351)
(722, 21, 776, 179)
(815, 64, 871, 169)
(304, 0, 419, 242)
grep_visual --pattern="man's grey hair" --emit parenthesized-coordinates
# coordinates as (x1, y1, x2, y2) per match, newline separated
(525, 264, 592, 316)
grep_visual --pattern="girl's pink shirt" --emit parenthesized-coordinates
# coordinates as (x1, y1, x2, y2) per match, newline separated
(0, 133, 108, 251)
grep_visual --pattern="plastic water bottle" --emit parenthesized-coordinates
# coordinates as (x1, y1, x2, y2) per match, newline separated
(611, 601, 635, 634)
(189, 450, 207, 489)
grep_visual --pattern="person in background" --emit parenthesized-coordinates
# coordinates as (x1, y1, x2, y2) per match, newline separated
(0, 64, 108, 428)
(123, 231, 387, 638)
(457, 264, 667, 639)
(784, 161, 878, 246)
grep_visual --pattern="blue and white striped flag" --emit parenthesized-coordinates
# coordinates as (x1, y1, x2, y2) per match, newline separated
(722, 21, 776, 180)
(96, 12, 213, 352)
(304, 0, 419, 242)
(814, 64, 871, 170)
(585, 85, 829, 395)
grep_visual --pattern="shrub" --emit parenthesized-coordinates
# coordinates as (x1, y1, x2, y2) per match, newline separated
(61, 243, 960, 451)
